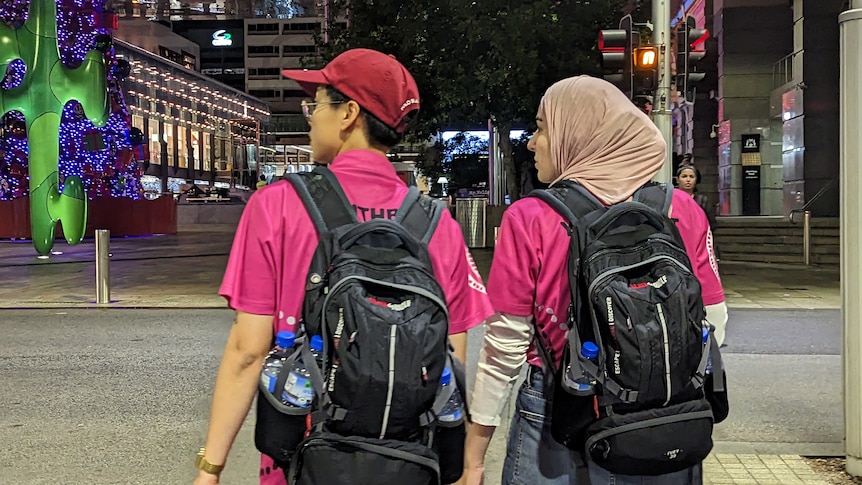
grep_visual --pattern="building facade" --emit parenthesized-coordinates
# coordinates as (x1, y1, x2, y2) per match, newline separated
(674, 0, 844, 217)
(116, 39, 270, 193)
(168, 20, 246, 91)
(110, 0, 319, 20)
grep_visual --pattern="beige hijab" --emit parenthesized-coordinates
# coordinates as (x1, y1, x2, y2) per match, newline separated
(541, 76, 666, 205)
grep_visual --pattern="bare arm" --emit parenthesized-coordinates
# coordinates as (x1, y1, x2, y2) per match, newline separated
(196, 311, 272, 480)
(449, 331, 468, 364)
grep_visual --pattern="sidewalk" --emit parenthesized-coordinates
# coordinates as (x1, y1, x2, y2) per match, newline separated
(0, 228, 847, 485)
(0, 231, 840, 310)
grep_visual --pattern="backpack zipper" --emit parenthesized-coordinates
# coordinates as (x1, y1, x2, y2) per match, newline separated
(584, 237, 688, 270)
(656, 303, 672, 405)
(379, 324, 397, 439)
(322, 275, 450, 321)
(332, 258, 441, 287)
(586, 254, 692, 297)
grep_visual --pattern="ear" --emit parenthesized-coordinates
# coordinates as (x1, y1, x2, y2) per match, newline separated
(339, 100, 362, 131)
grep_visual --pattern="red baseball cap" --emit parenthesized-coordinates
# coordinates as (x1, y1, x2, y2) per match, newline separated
(282, 48, 420, 134)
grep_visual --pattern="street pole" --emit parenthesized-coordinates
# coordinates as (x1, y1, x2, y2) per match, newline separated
(95, 229, 111, 305)
(840, 3, 862, 477)
(323, 1, 330, 43)
(653, 0, 673, 183)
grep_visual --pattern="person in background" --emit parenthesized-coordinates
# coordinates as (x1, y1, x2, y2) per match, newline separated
(676, 158, 717, 232)
(255, 174, 268, 190)
(671, 187, 728, 347)
(185, 180, 203, 198)
(676, 160, 721, 261)
(634, 95, 653, 117)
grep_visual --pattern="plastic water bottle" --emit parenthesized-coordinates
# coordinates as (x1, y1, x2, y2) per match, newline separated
(282, 335, 324, 408)
(565, 341, 600, 395)
(260, 331, 296, 395)
(438, 367, 464, 423)
(702, 327, 713, 375)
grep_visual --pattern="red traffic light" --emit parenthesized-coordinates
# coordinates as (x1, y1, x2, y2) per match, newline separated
(599, 29, 627, 52)
(688, 28, 709, 48)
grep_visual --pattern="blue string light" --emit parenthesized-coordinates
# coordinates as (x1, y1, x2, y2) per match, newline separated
(0, 0, 141, 201)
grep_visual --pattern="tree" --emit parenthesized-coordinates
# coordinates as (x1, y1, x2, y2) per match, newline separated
(416, 132, 488, 197)
(511, 132, 548, 197)
(316, 0, 626, 200)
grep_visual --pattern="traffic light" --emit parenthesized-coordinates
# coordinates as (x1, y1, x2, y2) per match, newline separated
(633, 46, 659, 93)
(599, 14, 638, 97)
(676, 15, 709, 104)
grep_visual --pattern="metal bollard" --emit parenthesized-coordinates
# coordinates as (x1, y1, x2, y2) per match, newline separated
(803, 210, 811, 266)
(95, 229, 111, 304)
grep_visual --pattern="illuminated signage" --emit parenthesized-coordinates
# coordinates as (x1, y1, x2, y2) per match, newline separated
(212, 30, 233, 47)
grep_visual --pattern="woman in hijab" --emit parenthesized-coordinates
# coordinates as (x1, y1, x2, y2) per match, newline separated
(461, 76, 706, 485)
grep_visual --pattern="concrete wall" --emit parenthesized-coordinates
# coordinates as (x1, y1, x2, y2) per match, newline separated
(177, 203, 245, 226)
(714, 3, 793, 215)
(115, 20, 201, 71)
(680, 0, 721, 218)
(781, 0, 843, 216)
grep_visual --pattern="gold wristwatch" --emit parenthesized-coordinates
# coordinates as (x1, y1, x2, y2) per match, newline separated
(195, 448, 225, 475)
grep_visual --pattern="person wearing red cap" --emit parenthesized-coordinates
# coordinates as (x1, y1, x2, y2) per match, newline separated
(193, 48, 494, 485)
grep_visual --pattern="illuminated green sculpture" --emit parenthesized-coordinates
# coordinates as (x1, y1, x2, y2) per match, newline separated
(0, 0, 109, 255)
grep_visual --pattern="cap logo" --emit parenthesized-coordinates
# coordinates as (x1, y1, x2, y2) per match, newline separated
(400, 98, 419, 111)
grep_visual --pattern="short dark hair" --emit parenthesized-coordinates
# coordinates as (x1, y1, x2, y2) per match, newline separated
(325, 86, 403, 148)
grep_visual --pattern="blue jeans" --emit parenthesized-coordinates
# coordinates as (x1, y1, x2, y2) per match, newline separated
(501, 366, 703, 485)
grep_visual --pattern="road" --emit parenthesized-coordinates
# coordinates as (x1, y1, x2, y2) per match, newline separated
(0, 308, 842, 484)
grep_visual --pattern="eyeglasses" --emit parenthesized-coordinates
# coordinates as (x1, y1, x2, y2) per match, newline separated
(301, 99, 345, 120)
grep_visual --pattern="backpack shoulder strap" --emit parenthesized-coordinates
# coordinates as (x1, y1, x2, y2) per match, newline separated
(286, 166, 357, 235)
(633, 182, 674, 216)
(526, 181, 602, 379)
(527, 180, 603, 225)
(395, 186, 446, 245)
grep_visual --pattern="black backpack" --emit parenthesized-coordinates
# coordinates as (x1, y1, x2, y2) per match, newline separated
(255, 167, 468, 485)
(529, 180, 727, 476)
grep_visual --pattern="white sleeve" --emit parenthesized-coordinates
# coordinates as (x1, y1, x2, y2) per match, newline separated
(469, 312, 534, 427)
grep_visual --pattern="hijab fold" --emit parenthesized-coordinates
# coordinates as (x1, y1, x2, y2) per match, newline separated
(541, 76, 666, 206)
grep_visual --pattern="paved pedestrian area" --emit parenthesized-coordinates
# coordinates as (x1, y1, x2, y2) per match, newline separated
(0, 226, 852, 484)
(0, 229, 841, 311)
(704, 454, 829, 485)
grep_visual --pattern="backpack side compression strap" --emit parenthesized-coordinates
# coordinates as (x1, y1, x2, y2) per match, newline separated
(287, 166, 357, 235)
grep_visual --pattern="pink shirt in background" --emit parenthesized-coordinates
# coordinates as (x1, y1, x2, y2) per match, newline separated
(219, 149, 494, 485)
(670, 189, 725, 306)
(488, 187, 725, 369)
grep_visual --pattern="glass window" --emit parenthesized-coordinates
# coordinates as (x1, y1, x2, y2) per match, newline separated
(132, 114, 144, 134)
(164, 122, 174, 165)
(191, 130, 201, 170)
(149, 118, 160, 165)
(203, 132, 211, 172)
(177, 125, 187, 168)
(248, 46, 279, 57)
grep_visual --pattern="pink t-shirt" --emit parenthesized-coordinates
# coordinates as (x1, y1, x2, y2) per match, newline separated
(219, 149, 494, 485)
(671, 189, 725, 306)
(487, 187, 724, 368)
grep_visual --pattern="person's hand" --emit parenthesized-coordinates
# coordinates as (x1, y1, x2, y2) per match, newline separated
(455, 464, 485, 485)
(193, 471, 220, 485)
(458, 465, 485, 485)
